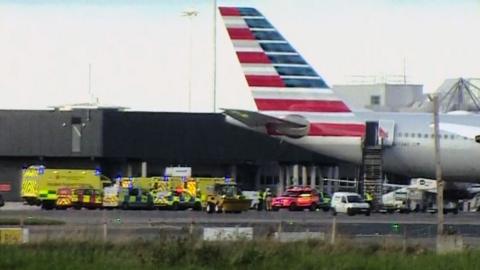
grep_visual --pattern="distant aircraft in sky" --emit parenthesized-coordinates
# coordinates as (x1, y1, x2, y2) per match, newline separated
(219, 6, 480, 182)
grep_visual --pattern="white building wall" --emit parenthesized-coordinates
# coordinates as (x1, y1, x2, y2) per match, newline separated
(333, 84, 386, 110)
(385, 84, 424, 109)
(333, 83, 423, 112)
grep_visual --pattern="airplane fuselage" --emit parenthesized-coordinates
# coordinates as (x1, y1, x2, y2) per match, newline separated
(268, 111, 480, 182)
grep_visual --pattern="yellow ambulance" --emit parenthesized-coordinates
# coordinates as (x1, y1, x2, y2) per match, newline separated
(21, 165, 111, 209)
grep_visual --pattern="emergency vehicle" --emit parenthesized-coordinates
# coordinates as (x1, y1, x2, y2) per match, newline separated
(120, 175, 232, 208)
(153, 188, 202, 211)
(119, 187, 154, 210)
(55, 187, 73, 209)
(102, 185, 120, 209)
(205, 183, 251, 213)
(21, 165, 111, 209)
(72, 188, 103, 210)
(195, 178, 234, 206)
(272, 186, 328, 211)
(120, 176, 197, 195)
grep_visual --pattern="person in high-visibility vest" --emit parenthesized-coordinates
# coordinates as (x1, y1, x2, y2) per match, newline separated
(264, 188, 273, 211)
(257, 189, 264, 211)
(365, 192, 373, 208)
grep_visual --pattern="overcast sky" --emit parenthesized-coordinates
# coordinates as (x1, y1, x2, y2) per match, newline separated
(0, 0, 478, 111)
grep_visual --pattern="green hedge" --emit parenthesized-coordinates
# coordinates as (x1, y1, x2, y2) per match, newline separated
(0, 240, 478, 270)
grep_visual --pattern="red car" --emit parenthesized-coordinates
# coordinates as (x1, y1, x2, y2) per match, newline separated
(272, 186, 321, 211)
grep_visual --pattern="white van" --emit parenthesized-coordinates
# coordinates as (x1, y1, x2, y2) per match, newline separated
(331, 192, 370, 216)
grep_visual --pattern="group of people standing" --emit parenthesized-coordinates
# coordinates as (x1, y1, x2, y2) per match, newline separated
(257, 188, 273, 211)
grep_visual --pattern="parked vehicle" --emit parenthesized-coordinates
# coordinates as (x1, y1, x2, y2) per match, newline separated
(72, 188, 103, 210)
(318, 192, 332, 211)
(427, 201, 459, 214)
(55, 187, 73, 209)
(102, 186, 120, 209)
(121, 176, 231, 208)
(271, 186, 329, 211)
(330, 192, 370, 216)
(205, 184, 251, 213)
(21, 165, 111, 209)
(0, 194, 4, 208)
(154, 188, 202, 211)
(119, 187, 154, 210)
(381, 187, 410, 213)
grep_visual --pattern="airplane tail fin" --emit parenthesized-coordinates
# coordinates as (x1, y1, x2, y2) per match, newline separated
(219, 6, 351, 114)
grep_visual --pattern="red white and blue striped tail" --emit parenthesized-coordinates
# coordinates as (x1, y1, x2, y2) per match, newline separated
(219, 6, 351, 114)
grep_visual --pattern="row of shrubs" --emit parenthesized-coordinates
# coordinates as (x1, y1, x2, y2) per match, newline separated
(0, 240, 478, 270)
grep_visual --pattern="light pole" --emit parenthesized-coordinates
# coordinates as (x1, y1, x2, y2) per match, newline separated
(212, 0, 217, 113)
(182, 9, 199, 112)
(432, 94, 444, 236)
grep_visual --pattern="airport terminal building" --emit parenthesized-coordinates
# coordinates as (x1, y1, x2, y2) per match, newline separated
(0, 107, 355, 200)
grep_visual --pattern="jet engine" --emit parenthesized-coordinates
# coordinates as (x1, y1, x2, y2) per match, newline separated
(273, 114, 310, 138)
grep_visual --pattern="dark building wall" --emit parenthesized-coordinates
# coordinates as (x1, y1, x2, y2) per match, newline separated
(0, 110, 103, 157)
(0, 159, 28, 201)
(102, 111, 331, 164)
(0, 109, 340, 201)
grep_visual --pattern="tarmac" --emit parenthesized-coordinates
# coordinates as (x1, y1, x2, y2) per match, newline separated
(2, 202, 480, 247)
(2, 202, 480, 225)
(2, 202, 480, 229)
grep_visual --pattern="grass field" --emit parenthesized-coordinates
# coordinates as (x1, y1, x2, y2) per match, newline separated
(0, 240, 478, 270)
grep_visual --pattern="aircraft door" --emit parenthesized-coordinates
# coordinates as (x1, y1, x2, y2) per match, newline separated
(365, 122, 379, 146)
(379, 120, 395, 146)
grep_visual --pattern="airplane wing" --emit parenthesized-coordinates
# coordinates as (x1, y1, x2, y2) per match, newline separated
(434, 123, 480, 140)
(222, 109, 306, 128)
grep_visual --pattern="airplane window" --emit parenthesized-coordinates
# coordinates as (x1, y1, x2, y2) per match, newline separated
(417, 133, 422, 138)
(450, 135, 455, 140)
(444, 134, 448, 139)
(411, 133, 415, 138)
(464, 136, 468, 140)
(424, 134, 428, 138)
(431, 134, 434, 138)
(405, 133, 409, 138)
(397, 132, 402, 137)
